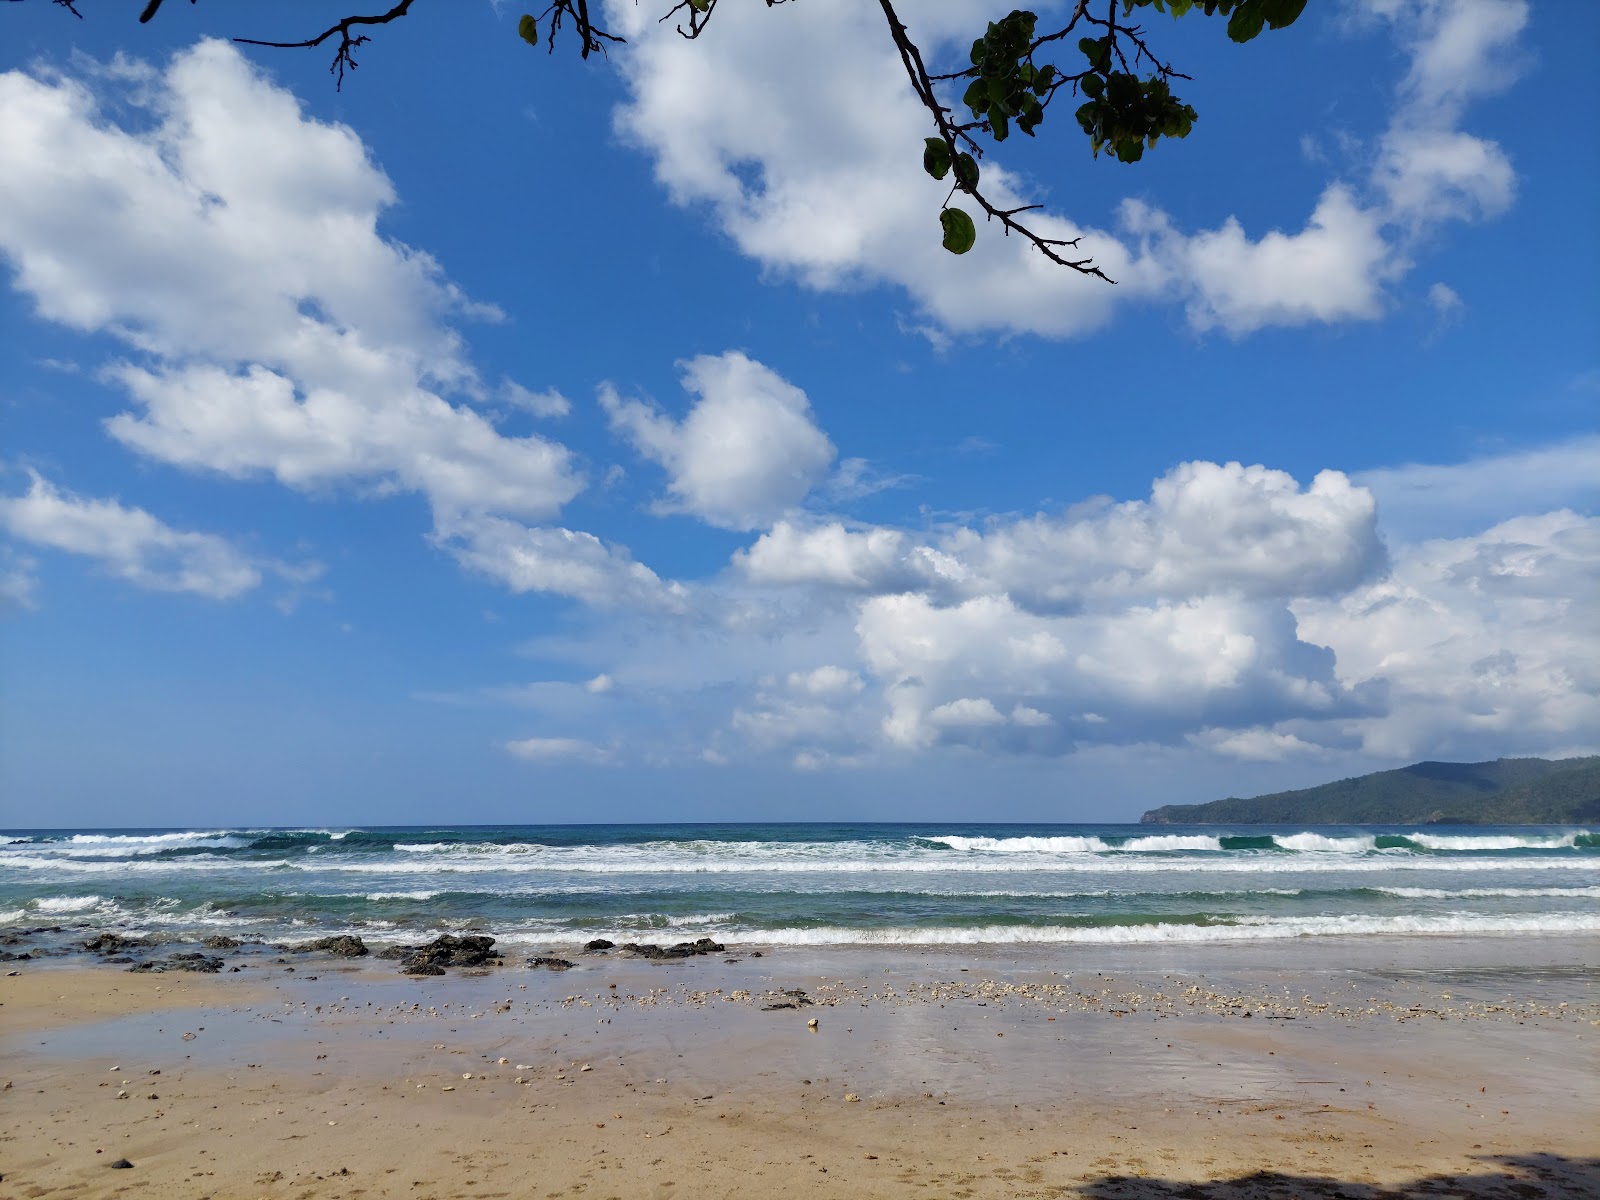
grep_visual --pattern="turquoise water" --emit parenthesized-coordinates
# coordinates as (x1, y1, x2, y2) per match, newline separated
(3, 822, 1596, 949)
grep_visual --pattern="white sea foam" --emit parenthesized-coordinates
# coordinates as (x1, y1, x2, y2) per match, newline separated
(1403, 832, 1581, 851)
(6, 848, 1592, 878)
(930, 835, 1112, 853)
(1, 831, 251, 858)
(1272, 833, 1377, 853)
(1119, 835, 1225, 852)
(363, 891, 442, 901)
(732, 911, 1600, 947)
(1375, 886, 1600, 899)
(32, 895, 105, 913)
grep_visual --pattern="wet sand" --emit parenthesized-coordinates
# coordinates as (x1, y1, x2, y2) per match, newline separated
(2, 937, 1596, 1198)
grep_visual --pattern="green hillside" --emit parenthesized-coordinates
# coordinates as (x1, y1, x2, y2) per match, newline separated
(1140, 756, 1600, 825)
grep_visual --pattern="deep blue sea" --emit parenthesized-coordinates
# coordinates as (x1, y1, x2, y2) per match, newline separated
(3, 823, 1596, 950)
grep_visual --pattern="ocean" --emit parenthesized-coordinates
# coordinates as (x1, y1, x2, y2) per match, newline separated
(3, 822, 1597, 952)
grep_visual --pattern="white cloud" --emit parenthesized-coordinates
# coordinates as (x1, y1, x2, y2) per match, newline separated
(736, 520, 915, 591)
(739, 461, 1384, 606)
(1189, 726, 1329, 762)
(0, 41, 583, 534)
(928, 697, 1007, 728)
(585, 673, 615, 694)
(463, 450, 1591, 771)
(602, 352, 835, 530)
(1294, 509, 1600, 760)
(106, 362, 581, 521)
(858, 590, 1354, 754)
(437, 514, 688, 611)
(1426, 281, 1464, 327)
(0, 547, 39, 611)
(502, 380, 572, 419)
(605, 0, 1529, 340)
(1367, 0, 1527, 233)
(1374, 130, 1515, 226)
(0, 472, 280, 599)
(1125, 188, 1393, 336)
(503, 736, 612, 764)
(787, 665, 864, 697)
(1356, 434, 1600, 542)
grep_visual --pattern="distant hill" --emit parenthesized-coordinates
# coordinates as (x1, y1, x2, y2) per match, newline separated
(1140, 756, 1600, 825)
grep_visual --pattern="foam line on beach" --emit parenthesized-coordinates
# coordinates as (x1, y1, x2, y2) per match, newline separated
(714, 911, 1600, 947)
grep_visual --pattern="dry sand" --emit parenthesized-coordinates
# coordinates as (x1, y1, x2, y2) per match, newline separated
(2, 942, 1596, 1198)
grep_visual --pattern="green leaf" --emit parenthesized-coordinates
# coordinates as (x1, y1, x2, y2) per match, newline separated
(940, 207, 977, 255)
(963, 78, 990, 114)
(517, 12, 538, 45)
(1227, 2, 1267, 42)
(923, 138, 952, 180)
(953, 152, 979, 191)
(1260, 0, 1307, 29)
(990, 111, 1010, 141)
(1080, 72, 1104, 98)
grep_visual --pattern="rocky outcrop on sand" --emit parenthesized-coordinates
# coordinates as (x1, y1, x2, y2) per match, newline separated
(82, 933, 154, 956)
(620, 937, 725, 960)
(294, 935, 369, 958)
(127, 951, 225, 974)
(377, 934, 499, 975)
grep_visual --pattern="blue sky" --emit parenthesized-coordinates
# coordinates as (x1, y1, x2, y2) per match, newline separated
(1, 0, 1595, 828)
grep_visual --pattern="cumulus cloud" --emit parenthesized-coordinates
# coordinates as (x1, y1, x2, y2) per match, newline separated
(605, 0, 1529, 339)
(0, 472, 297, 599)
(739, 461, 1384, 607)
(1125, 188, 1393, 336)
(736, 520, 917, 592)
(602, 352, 835, 530)
(1295, 510, 1600, 760)
(719, 455, 1594, 767)
(437, 514, 689, 611)
(106, 362, 580, 521)
(858, 590, 1357, 754)
(0, 40, 584, 553)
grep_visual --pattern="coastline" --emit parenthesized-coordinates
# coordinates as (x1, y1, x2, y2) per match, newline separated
(3, 935, 1596, 1198)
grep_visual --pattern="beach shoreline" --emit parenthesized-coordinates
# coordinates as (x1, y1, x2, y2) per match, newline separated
(3, 935, 1596, 1198)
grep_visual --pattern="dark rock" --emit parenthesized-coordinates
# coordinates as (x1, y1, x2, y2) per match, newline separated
(202, 935, 241, 950)
(109, 1158, 134, 1169)
(375, 946, 408, 960)
(0, 951, 31, 962)
(83, 933, 149, 955)
(620, 936, 725, 961)
(529, 956, 575, 970)
(761, 987, 813, 1011)
(128, 953, 225, 974)
(392, 933, 497, 975)
(583, 938, 615, 952)
(299, 935, 368, 958)
(750, 951, 763, 958)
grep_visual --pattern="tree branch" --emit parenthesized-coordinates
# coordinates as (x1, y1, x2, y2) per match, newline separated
(233, 0, 418, 89)
(877, 0, 1113, 282)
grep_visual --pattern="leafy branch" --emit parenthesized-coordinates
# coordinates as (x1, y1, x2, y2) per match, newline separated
(33, 0, 1309, 274)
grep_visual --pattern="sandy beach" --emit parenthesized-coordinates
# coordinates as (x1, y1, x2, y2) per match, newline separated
(2, 937, 1596, 1199)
